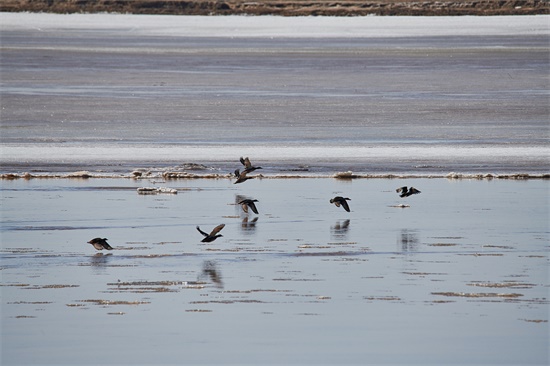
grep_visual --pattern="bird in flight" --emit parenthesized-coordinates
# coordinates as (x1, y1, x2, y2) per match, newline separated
(240, 156, 262, 174)
(87, 238, 114, 250)
(234, 169, 255, 184)
(239, 199, 259, 214)
(396, 186, 421, 198)
(330, 196, 351, 212)
(197, 224, 225, 242)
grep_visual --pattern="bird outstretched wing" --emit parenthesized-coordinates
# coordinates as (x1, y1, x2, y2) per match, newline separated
(196, 226, 208, 237)
(210, 224, 225, 236)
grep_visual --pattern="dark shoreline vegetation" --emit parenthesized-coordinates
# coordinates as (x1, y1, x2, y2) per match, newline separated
(1, 0, 548, 16)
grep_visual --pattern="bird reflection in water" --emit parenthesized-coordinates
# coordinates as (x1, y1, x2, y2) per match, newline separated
(331, 219, 350, 240)
(199, 260, 223, 288)
(241, 216, 259, 234)
(89, 253, 113, 271)
(398, 229, 419, 252)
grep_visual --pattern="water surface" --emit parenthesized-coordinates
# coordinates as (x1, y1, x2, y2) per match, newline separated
(1, 178, 548, 365)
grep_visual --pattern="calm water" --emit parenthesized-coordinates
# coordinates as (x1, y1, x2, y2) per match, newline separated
(1, 14, 549, 175)
(1, 178, 549, 365)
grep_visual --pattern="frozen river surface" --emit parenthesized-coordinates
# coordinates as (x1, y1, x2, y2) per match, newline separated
(1, 13, 549, 175)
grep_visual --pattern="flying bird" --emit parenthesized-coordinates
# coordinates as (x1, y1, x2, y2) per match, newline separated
(396, 186, 421, 198)
(87, 238, 114, 251)
(240, 156, 262, 173)
(234, 169, 254, 184)
(238, 199, 259, 214)
(330, 196, 351, 212)
(197, 224, 225, 243)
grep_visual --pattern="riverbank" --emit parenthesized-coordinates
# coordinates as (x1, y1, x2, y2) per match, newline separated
(1, 0, 548, 16)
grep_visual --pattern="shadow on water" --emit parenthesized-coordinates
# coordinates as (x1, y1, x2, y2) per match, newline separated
(331, 219, 350, 240)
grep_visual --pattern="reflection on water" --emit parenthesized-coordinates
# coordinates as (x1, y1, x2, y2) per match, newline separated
(89, 253, 113, 269)
(2, 178, 549, 365)
(331, 219, 350, 240)
(199, 260, 223, 288)
(398, 229, 419, 252)
(241, 217, 258, 234)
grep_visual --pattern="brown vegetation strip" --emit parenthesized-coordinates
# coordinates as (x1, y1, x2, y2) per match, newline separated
(73, 299, 151, 305)
(467, 281, 536, 289)
(432, 292, 523, 298)
(1, 0, 548, 16)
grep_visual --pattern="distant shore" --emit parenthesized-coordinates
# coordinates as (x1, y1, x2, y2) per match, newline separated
(1, 0, 548, 16)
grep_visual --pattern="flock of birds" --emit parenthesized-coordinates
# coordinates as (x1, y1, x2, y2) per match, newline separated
(87, 157, 421, 250)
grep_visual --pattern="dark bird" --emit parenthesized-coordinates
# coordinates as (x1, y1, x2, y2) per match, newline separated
(330, 196, 351, 212)
(240, 156, 262, 173)
(239, 199, 259, 214)
(197, 224, 225, 243)
(87, 238, 113, 251)
(396, 186, 421, 198)
(234, 169, 254, 184)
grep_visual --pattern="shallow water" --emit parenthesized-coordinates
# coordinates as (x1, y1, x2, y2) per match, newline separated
(1, 178, 548, 365)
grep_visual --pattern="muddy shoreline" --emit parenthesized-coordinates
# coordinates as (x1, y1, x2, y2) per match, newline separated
(1, 0, 548, 16)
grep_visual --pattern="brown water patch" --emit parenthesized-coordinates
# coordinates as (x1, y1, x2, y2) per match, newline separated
(460, 253, 504, 257)
(117, 247, 153, 250)
(106, 280, 205, 292)
(23, 284, 80, 289)
(204, 248, 241, 252)
(105, 287, 176, 293)
(403, 272, 447, 276)
(73, 299, 151, 306)
(364, 296, 402, 301)
(190, 300, 265, 304)
(520, 319, 548, 323)
(186, 309, 213, 313)
(467, 281, 536, 289)
(1, 248, 40, 253)
(431, 236, 464, 240)
(432, 292, 523, 298)
(298, 245, 332, 249)
(291, 251, 354, 257)
(482, 245, 515, 249)
(123, 254, 178, 258)
(223, 289, 292, 294)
